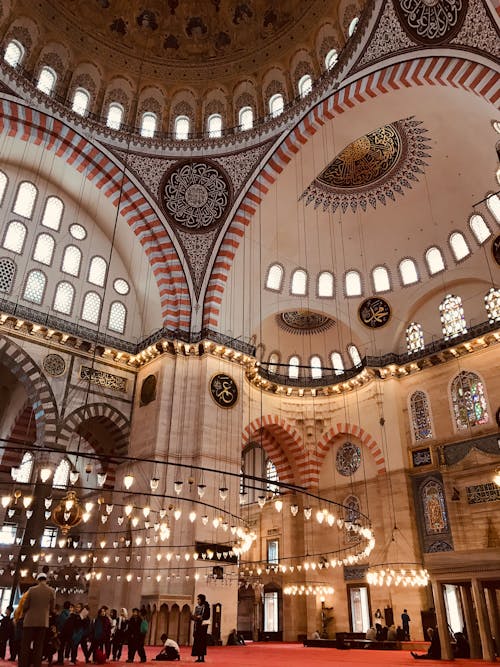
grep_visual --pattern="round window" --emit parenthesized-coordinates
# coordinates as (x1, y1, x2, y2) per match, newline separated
(69, 224, 87, 240)
(113, 278, 130, 295)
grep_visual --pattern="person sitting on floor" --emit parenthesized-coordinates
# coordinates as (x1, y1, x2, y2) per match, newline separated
(411, 627, 441, 660)
(227, 628, 245, 645)
(387, 624, 398, 641)
(312, 630, 321, 640)
(155, 633, 180, 661)
(366, 626, 377, 641)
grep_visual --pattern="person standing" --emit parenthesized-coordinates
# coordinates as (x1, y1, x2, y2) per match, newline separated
(191, 594, 210, 664)
(0, 606, 14, 660)
(401, 609, 411, 640)
(112, 608, 128, 661)
(90, 606, 111, 663)
(55, 601, 73, 665)
(126, 608, 147, 663)
(19, 572, 56, 667)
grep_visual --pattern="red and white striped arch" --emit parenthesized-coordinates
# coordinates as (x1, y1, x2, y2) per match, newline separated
(0, 100, 190, 331)
(203, 55, 500, 327)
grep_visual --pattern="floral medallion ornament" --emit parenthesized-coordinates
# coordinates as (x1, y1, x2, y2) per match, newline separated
(43, 354, 66, 377)
(277, 310, 335, 335)
(161, 161, 230, 230)
(336, 442, 362, 476)
(395, 0, 468, 45)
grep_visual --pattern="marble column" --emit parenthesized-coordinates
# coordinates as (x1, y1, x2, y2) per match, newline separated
(459, 583, 481, 658)
(471, 577, 495, 661)
(431, 579, 453, 660)
(485, 586, 500, 657)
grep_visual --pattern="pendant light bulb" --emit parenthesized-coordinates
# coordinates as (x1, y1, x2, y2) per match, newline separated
(219, 487, 228, 501)
(97, 472, 107, 487)
(174, 480, 183, 495)
(69, 470, 79, 485)
(257, 495, 266, 509)
(197, 484, 206, 498)
(40, 467, 52, 483)
(123, 473, 134, 490)
(150, 477, 160, 491)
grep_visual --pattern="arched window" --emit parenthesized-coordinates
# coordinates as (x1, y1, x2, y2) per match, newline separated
(422, 480, 448, 534)
(451, 371, 489, 429)
(318, 271, 334, 297)
(348, 17, 359, 37)
(53, 459, 70, 490)
(239, 106, 253, 131)
(174, 115, 190, 140)
(486, 193, 500, 222)
(41, 196, 63, 230)
(266, 264, 283, 291)
(266, 459, 279, 495)
(372, 266, 390, 292)
(344, 495, 360, 542)
(331, 351, 344, 375)
(0, 257, 15, 293)
(485, 287, 500, 322)
(106, 103, 124, 130)
(410, 391, 433, 441)
(241, 443, 268, 503)
(406, 322, 425, 354)
(23, 270, 46, 304)
(325, 48, 338, 70)
(62, 245, 82, 276)
(33, 233, 55, 265)
(13, 181, 37, 218)
(207, 113, 222, 138)
(3, 221, 27, 254)
(268, 352, 279, 374)
(4, 40, 24, 68)
(88, 256, 107, 286)
(0, 171, 7, 204)
(439, 294, 467, 339)
(348, 344, 362, 367)
(291, 269, 307, 295)
(81, 291, 101, 324)
(298, 74, 312, 98)
(469, 214, 491, 244)
(345, 270, 362, 296)
(15, 452, 34, 483)
(399, 258, 419, 285)
(108, 301, 126, 333)
(36, 66, 57, 95)
(449, 232, 470, 261)
(269, 93, 284, 118)
(140, 111, 157, 138)
(425, 246, 445, 275)
(288, 355, 299, 379)
(72, 88, 90, 116)
(53, 281, 75, 315)
(310, 355, 322, 379)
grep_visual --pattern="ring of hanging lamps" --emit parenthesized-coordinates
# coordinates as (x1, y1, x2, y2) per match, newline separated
(284, 584, 335, 596)
(366, 564, 430, 588)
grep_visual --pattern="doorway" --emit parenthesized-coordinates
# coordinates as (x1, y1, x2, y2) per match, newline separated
(348, 585, 370, 632)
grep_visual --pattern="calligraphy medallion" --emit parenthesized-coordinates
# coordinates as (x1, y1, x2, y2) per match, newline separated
(394, 0, 468, 45)
(210, 373, 238, 408)
(358, 297, 392, 328)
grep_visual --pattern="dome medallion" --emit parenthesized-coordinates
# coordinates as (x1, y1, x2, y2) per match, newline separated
(277, 310, 335, 335)
(394, 0, 468, 45)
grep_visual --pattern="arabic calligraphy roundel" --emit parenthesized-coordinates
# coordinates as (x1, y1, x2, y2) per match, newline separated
(394, 0, 468, 45)
(210, 373, 238, 408)
(358, 297, 392, 329)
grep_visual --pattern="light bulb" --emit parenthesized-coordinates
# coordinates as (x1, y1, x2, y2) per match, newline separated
(274, 499, 283, 512)
(316, 510, 324, 524)
(124, 504, 133, 516)
(1, 496, 11, 508)
(97, 472, 107, 487)
(174, 508, 182, 520)
(69, 470, 79, 485)
(150, 477, 160, 491)
(123, 474, 134, 490)
(197, 484, 206, 498)
(131, 516, 139, 527)
(174, 481, 183, 495)
(304, 507, 312, 520)
(23, 496, 33, 509)
(219, 487, 228, 501)
(82, 512, 90, 522)
(189, 511, 196, 522)
(40, 467, 52, 483)
(239, 491, 248, 504)
(201, 515, 208, 525)
(290, 504, 299, 516)
(65, 499, 74, 511)
(85, 502, 94, 512)
(257, 495, 266, 508)
(143, 506, 151, 518)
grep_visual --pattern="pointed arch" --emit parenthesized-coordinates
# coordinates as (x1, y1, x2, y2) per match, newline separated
(58, 403, 130, 457)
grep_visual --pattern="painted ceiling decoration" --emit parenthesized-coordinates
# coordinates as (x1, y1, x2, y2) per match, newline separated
(300, 116, 431, 214)
(277, 311, 336, 335)
(394, 0, 468, 45)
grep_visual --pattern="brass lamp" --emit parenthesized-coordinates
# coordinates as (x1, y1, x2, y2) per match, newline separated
(51, 490, 84, 534)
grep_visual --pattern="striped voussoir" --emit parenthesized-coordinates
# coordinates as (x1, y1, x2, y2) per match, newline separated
(0, 334, 58, 449)
(0, 100, 190, 332)
(203, 56, 500, 328)
(0, 402, 36, 471)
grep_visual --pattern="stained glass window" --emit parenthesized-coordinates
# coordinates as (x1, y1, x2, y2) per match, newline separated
(336, 442, 361, 476)
(207, 114, 222, 138)
(348, 17, 359, 36)
(439, 294, 467, 339)
(37, 66, 57, 95)
(344, 495, 360, 542)
(53, 281, 74, 315)
(4, 40, 24, 68)
(325, 49, 338, 70)
(82, 291, 101, 324)
(41, 196, 63, 230)
(33, 233, 55, 265)
(268, 352, 279, 374)
(108, 301, 126, 333)
(62, 245, 82, 276)
(410, 390, 433, 441)
(298, 74, 312, 98)
(3, 221, 27, 254)
(174, 116, 190, 140)
(53, 459, 70, 489)
(13, 181, 37, 218)
(422, 480, 448, 534)
(269, 93, 284, 118)
(288, 355, 299, 379)
(485, 287, 500, 322)
(72, 88, 90, 116)
(266, 264, 283, 291)
(331, 351, 344, 375)
(451, 371, 489, 429)
(0, 258, 15, 293)
(310, 355, 322, 379)
(88, 256, 107, 286)
(239, 106, 253, 131)
(348, 344, 362, 367)
(16, 452, 34, 483)
(266, 459, 279, 495)
(24, 270, 46, 304)
(140, 112, 157, 138)
(106, 103, 123, 130)
(406, 322, 424, 354)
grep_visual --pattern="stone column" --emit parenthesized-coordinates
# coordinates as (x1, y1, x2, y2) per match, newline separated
(431, 579, 453, 660)
(471, 577, 495, 661)
(485, 586, 500, 657)
(460, 583, 481, 658)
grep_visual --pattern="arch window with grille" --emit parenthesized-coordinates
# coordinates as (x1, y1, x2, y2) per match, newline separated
(108, 301, 126, 333)
(239, 106, 253, 131)
(425, 247, 445, 275)
(140, 112, 157, 138)
(269, 93, 284, 118)
(207, 113, 222, 138)
(399, 258, 419, 285)
(62, 245, 82, 277)
(15, 452, 34, 483)
(3, 221, 27, 254)
(72, 88, 90, 116)
(345, 270, 362, 296)
(106, 103, 124, 130)
(310, 355, 322, 379)
(174, 115, 190, 140)
(469, 214, 491, 244)
(81, 291, 101, 324)
(288, 355, 299, 379)
(372, 266, 391, 292)
(410, 390, 433, 441)
(348, 17, 359, 36)
(53, 281, 75, 315)
(23, 270, 46, 304)
(331, 351, 344, 375)
(298, 74, 312, 98)
(0, 257, 15, 293)
(266, 264, 283, 291)
(318, 271, 334, 297)
(266, 459, 279, 495)
(486, 193, 500, 222)
(0, 170, 7, 205)
(348, 344, 362, 367)
(268, 352, 279, 374)
(33, 233, 55, 265)
(53, 459, 70, 489)
(451, 371, 489, 429)
(88, 256, 107, 286)
(485, 287, 500, 322)
(4, 40, 24, 68)
(422, 480, 448, 534)
(406, 322, 425, 354)
(13, 181, 37, 218)
(325, 49, 338, 70)
(439, 294, 467, 339)
(291, 269, 307, 295)
(37, 66, 57, 95)
(449, 232, 470, 261)
(241, 443, 269, 504)
(344, 495, 360, 542)
(41, 196, 63, 231)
